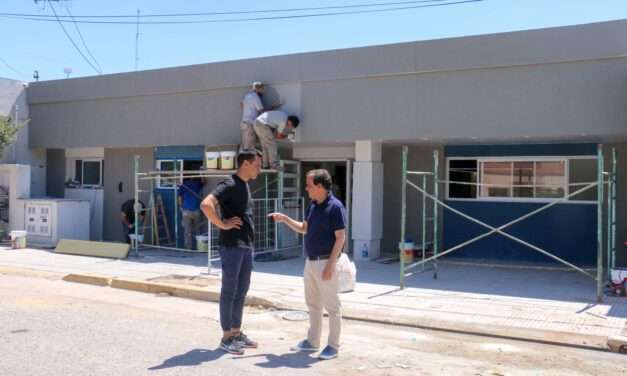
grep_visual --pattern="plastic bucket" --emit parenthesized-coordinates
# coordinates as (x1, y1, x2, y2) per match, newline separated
(10, 230, 27, 249)
(205, 151, 220, 169)
(399, 241, 414, 263)
(220, 151, 236, 170)
(196, 235, 209, 252)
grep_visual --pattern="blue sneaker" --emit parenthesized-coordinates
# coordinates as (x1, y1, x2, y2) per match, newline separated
(318, 345, 338, 360)
(292, 339, 319, 352)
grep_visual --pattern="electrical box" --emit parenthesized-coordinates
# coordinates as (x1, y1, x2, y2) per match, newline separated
(21, 198, 90, 247)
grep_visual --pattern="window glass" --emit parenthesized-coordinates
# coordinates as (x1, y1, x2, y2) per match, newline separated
(74, 160, 82, 183)
(535, 161, 566, 198)
(448, 160, 477, 199)
(480, 162, 512, 198)
(82, 161, 101, 186)
(513, 161, 534, 198)
(157, 160, 182, 188)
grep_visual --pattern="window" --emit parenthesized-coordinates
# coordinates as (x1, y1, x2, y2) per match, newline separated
(481, 161, 512, 198)
(73, 159, 103, 187)
(156, 160, 183, 189)
(447, 157, 575, 201)
(448, 160, 477, 199)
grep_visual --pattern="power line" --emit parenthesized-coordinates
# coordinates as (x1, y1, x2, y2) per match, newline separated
(3, 0, 481, 25)
(47, 1, 101, 74)
(0, 56, 26, 78)
(64, 2, 102, 73)
(4, 0, 462, 18)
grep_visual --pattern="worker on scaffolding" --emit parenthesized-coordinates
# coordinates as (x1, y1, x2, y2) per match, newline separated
(254, 110, 300, 170)
(240, 81, 283, 150)
(200, 149, 262, 355)
(177, 176, 205, 250)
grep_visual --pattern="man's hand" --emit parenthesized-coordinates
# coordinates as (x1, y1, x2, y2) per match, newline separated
(268, 212, 288, 223)
(322, 261, 335, 281)
(221, 217, 243, 230)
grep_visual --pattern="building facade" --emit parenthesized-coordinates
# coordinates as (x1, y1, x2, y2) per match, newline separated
(23, 20, 627, 266)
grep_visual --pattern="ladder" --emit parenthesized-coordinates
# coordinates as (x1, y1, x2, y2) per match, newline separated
(151, 193, 172, 245)
(276, 160, 301, 249)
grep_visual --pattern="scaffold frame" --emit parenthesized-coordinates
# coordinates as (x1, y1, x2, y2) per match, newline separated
(399, 145, 618, 302)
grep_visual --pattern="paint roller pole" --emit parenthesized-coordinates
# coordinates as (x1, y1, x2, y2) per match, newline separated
(606, 150, 613, 280)
(400, 146, 408, 289)
(174, 161, 179, 248)
(433, 149, 439, 280)
(133, 155, 140, 257)
(596, 144, 604, 303)
(421, 174, 426, 272)
(610, 148, 617, 271)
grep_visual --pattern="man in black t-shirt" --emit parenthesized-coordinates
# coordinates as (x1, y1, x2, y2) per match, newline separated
(201, 149, 261, 355)
(120, 199, 145, 244)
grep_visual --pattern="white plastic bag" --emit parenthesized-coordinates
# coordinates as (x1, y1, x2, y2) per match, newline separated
(336, 253, 357, 293)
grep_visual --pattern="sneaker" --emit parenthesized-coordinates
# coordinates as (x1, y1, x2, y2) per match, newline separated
(219, 336, 244, 355)
(292, 339, 319, 352)
(318, 345, 338, 360)
(234, 332, 258, 349)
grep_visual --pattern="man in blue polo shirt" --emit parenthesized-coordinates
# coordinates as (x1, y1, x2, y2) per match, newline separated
(269, 169, 346, 360)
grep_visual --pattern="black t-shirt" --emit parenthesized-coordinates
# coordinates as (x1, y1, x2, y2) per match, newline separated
(121, 199, 145, 225)
(211, 174, 254, 249)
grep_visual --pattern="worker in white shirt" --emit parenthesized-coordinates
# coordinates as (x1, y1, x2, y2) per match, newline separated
(240, 82, 283, 150)
(254, 110, 300, 170)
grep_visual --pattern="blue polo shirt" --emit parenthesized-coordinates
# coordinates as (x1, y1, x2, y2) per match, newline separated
(304, 194, 347, 258)
(178, 179, 204, 211)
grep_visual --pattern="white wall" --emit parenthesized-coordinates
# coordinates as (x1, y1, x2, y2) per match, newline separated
(0, 164, 31, 232)
(65, 188, 103, 241)
(0, 78, 46, 197)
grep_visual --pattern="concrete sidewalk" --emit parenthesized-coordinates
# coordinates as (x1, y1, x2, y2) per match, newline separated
(1, 246, 626, 351)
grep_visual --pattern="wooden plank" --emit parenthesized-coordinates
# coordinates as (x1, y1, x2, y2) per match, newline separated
(54, 239, 130, 259)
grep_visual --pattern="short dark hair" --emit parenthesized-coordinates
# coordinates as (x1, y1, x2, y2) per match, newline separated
(307, 169, 332, 190)
(287, 115, 300, 128)
(237, 149, 261, 167)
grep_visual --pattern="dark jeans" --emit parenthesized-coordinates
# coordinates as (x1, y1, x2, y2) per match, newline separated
(218, 246, 253, 332)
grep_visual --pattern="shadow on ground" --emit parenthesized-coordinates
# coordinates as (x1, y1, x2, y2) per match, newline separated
(148, 348, 226, 370)
(234, 352, 319, 369)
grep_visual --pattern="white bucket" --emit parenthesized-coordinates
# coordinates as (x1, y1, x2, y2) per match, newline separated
(205, 151, 220, 169)
(399, 241, 414, 263)
(9, 230, 27, 249)
(196, 235, 209, 252)
(220, 151, 237, 170)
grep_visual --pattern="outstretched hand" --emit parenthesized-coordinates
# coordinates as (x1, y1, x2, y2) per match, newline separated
(268, 212, 288, 223)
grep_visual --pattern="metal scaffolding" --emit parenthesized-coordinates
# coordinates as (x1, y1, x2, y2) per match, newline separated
(399, 145, 618, 302)
(132, 155, 304, 275)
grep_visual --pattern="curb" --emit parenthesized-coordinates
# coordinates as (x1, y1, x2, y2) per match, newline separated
(4, 267, 622, 353)
(63, 273, 111, 286)
(607, 335, 627, 353)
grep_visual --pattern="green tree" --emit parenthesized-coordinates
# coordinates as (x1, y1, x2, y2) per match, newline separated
(0, 115, 23, 159)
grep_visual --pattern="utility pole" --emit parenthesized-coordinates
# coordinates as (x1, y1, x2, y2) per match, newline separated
(135, 9, 141, 71)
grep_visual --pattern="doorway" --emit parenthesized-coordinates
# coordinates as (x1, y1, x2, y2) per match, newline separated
(299, 160, 353, 253)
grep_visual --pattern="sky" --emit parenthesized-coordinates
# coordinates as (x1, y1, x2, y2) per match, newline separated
(1, 0, 626, 82)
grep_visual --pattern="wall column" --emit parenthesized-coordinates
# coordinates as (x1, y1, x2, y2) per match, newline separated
(352, 140, 383, 261)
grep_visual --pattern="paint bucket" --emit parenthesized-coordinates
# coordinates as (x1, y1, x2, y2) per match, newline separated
(399, 241, 414, 263)
(220, 151, 237, 170)
(196, 235, 209, 252)
(205, 151, 220, 169)
(9, 230, 27, 249)
(129, 234, 144, 248)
